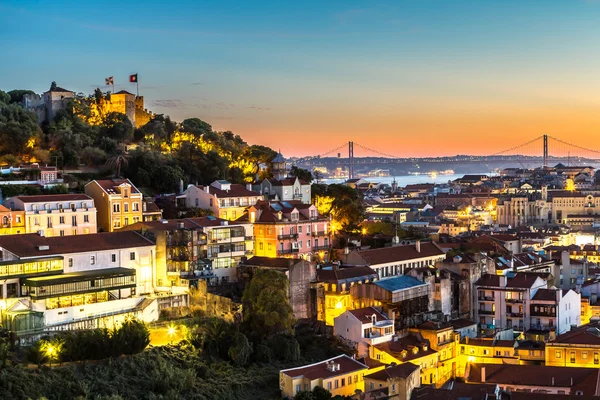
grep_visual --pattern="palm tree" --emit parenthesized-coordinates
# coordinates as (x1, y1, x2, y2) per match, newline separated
(105, 153, 130, 178)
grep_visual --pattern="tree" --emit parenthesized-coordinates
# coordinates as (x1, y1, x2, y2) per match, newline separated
(105, 153, 131, 177)
(102, 112, 134, 143)
(6, 89, 35, 104)
(312, 386, 333, 400)
(110, 319, 150, 356)
(289, 166, 313, 183)
(241, 269, 295, 340)
(227, 332, 252, 366)
(0, 100, 42, 155)
(181, 118, 212, 137)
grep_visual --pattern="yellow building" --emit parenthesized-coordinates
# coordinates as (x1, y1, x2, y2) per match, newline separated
(85, 179, 143, 232)
(457, 338, 518, 376)
(581, 297, 592, 326)
(0, 205, 25, 235)
(410, 322, 459, 383)
(546, 322, 600, 367)
(279, 354, 368, 399)
(370, 334, 440, 386)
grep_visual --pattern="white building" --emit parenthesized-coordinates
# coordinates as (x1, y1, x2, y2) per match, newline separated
(5, 194, 97, 237)
(252, 177, 311, 204)
(179, 180, 262, 221)
(0, 231, 161, 333)
(333, 307, 394, 357)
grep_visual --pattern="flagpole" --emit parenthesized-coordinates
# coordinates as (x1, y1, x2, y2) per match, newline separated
(136, 79, 139, 97)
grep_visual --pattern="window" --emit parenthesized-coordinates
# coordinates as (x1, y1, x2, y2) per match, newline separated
(72, 215, 77, 226)
(327, 382, 332, 390)
(84, 215, 89, 223)
(111, 254, 116, 263)
(113, 204, 120, 213)
(130, 252, 135, 261)
(59, 216, 65, 224)
(495, 350, 501, 356)
(59, 230, 65, 236)
(391, 384, 396, 393)
(307, 240, 311, 248)
(555, 350, 561, 359)
(582, 351, 588, 360)
(595, 353, 599, 365)
(124, 217, 129, 226)
(90, 256, 96, 265)
(348, 376, 352, 384)
(6, 283, 17, 298)
(298, 226, 302, 233)
(341, 378, 345, 387)
(133, 203, 139, 212)
(68, 258, 73, 268)
(259, 242, 263, 251)
(570, 351, 576, 363)
(295, 384, 301, 394)
(124, 203, 129, 213)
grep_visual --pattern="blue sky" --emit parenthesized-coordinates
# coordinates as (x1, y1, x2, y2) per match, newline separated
(2, 0, 600, 156)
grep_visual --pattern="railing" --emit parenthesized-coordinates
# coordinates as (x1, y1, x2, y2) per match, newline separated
(478, 309, 495, 315)
(311, 231, 327, 237)
(478, 296, 494, 301)
(505, 298, 523, 303)
(277, 248, 300, 255)
(278, 233, 298, 240)
(313, 245, 331, 251)
(530, 310, 556, 317)
(507, 312, 524, 317)
(529, 324, 555, 331)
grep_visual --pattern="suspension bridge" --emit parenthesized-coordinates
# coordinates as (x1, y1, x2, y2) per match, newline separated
(297, 135, 600, 179)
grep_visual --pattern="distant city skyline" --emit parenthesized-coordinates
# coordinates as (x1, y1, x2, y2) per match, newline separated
(3, 0, 600, 157)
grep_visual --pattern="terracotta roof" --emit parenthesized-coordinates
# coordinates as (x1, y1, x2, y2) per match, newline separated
(90, 179, 140, 194)
(474, 274, 500, 286)
(196, 184, 260, 199)
(280, 354, 367, 380)
(14, 194, 91, 203)
(143, 198, 161, 213)
(347, 307, 389, 324)
(449, 318, 478, 330)
(0, 205, 11, 212)
(365, 362, 419, 381)
(0, 231, 154, 258)
(356, 242, 444, 266)
(240, 256, 303, 270)
(505, 272, 548, 288)
(373, 335, 435, 362)
(532, 288, 559, 301)
(466, 363, 600, 394)
(317, 265, 377, 284)
(551, 323, 600, 345)
(411, 382, 499, 400)
(269, 177, 308, 186)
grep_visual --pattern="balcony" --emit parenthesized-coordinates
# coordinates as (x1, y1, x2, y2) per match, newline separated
(278, 233, 298, 240)
(180, 270, 215, 280)
(530, 310, 556, 317)
(311, 231, 328, 237)
(529, 324, 556, 332)
(293, 194, 303, 200)
(277, 248, 300, 255)
(507, 312, 524, 318)
(313, 245, 331, 251)
(478, 309, 495, 315)
(505, 298, 523, 303)
(478, 296, 494, 301)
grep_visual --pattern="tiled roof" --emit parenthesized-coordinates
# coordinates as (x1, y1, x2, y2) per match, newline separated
(411, 382, 499, 400)
(197, 184, 260, 199)
(474, 274, 500, 286)
(317, 265, 377, 284)
(551, 323, 600, 345)
(143, 198, 161, 213)
(365, 363, 419, 381)
(449, 318, 478, 329)
(280, 354, 367, 380)
(347, 307, 389, 324)
(505, 272, 548, 288)
(0, 231, 154, 257)
(240, 256, 302, 270)
(14, 194, 92, 203)
(466, 363, 600, 394)
(0, 205, 11, 212)
(532, 288, 559, 301)
(357, 242, 444, 266)
(90, 179, 140, 194)
(373, 335, 435, 362)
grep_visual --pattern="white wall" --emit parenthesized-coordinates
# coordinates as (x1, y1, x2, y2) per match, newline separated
(558, 290, 581, 334)
(334, 312, 365, 355)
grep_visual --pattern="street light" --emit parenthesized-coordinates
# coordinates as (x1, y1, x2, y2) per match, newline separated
(167, 325, 176, 344)
(46, 345, 55, 367)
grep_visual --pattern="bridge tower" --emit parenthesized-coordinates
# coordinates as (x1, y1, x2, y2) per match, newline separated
(543, 134, 548, 167)
(348, 141, 355, 179)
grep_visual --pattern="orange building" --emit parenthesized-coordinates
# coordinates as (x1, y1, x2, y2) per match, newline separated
(0, 205, 25, 235)
(85, 179, 143, 232)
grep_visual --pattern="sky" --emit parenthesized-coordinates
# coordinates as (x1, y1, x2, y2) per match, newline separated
(2, 0, 600, 157)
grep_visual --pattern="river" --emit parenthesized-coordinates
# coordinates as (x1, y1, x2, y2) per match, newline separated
(321, 173, 492, 186)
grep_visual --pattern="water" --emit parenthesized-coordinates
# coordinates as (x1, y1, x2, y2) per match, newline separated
(321, 173, 491, 187)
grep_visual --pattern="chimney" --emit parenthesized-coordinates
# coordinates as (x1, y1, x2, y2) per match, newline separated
(204, 186, 210, 193)
(416, 240, 421, 253)
(481, 366, 486, 383)
(246, 183, 252, 191)
(179, 179, 184, 194)
(552, 377, 555, 386)
(38, 230, 45, 237)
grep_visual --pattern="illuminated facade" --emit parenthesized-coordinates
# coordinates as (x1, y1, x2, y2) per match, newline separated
(6, 194, 97, 237)
(85, 179, 143, 232)
(0, 205, 25, 235)
(243, 200, 330, 260)
(546, 322, 600, 368)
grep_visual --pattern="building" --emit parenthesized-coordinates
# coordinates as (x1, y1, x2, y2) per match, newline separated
(279, 354, 368, 399)
(474, 272, 580, 337)
(333, 307, 394, 357)
(85, 179, 144, 232)
(546, 323, 600, 368)
(252, 177, 311, 204)
(343, 241, 446, 279)
(465, 363, 600, 396)
(23, 83, 75, 123)
(351, 275, 431, 329)
(179, 180, 262, 221)
(124, 216, 254, 284)
(317, 264, 378, 325)
(5, 194, 97, 237)
(410, 321, 459, 383)
(142, 197, 162, 222)
(242, 200, 330, 260)
(0, 205, 25, 235)
(363, 363, 420, 400)
(0, 231, 161, 334)
(448, 319, 478, 339)
(239, 256, 317, 319)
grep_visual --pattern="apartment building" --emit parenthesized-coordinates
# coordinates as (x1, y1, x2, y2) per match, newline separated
(85, 179, 143, 232)
(252, 177, 311, 204)
(474, 272, 580, 337)
(180, 180, 262, 221)
(242, 200, 330, 260)
(279, 355, 368, 399)
(333, 307, 394, 357)
(5, 194, 97, 237)
(546, 322, 600, 368)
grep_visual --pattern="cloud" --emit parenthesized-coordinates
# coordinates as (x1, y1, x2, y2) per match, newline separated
(248, 105, 271, 111)
(153, 99, 186, 108)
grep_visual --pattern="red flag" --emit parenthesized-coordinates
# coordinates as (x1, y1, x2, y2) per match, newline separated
(129, 73, 138, 83)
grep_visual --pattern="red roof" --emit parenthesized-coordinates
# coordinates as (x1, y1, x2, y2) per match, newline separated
(348, 307, 389, 324)
(0, 231, 154, 257)
(365, 363, 419, 381)
(280, 354, 367, 380)
(551, 324, 600, 345)
(356, 242, 444, 266)
(91, 179, 140, 194)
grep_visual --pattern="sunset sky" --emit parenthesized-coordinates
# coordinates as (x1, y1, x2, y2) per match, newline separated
(3, 1, 600, 157)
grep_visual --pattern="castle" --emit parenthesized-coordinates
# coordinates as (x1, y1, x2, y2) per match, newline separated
(23, 83, 155, 128)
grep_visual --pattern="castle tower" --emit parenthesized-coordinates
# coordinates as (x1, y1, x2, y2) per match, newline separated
(109, 90, 136, 126)
(272, 151, 288, 180)
(42, 82, 75, 123)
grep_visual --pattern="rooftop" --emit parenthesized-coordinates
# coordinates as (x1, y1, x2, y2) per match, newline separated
(13, 194, 92, 203)
(374, 275, 428, 292)
(356, 242, 444, 266)
(365, 362, 419, 381)
(280, 354, 367, 380)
